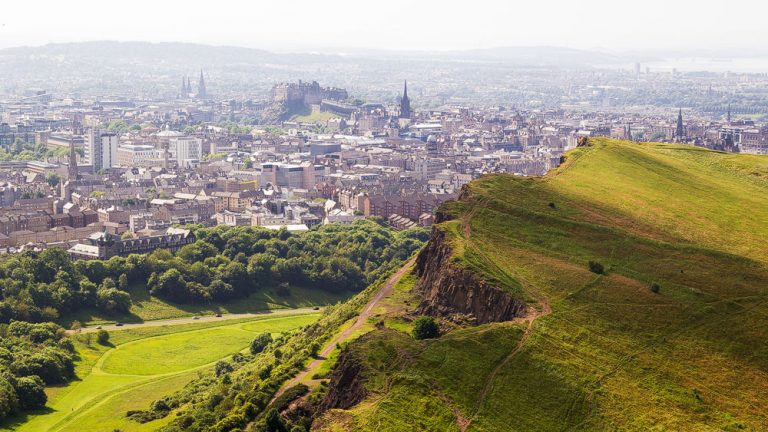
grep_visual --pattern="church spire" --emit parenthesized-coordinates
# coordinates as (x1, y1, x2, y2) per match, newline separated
(399, 80, 411, 119)
(180, 77, 187, 98)
(727, 103, 731, 124)
(67, 137, 78, 181)
(198, 69, 207, 99)
(676, 108, 684, 140)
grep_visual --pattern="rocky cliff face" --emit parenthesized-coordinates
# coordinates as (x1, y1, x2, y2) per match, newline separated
(414, 227, 526, 324)
(316, 344, 368, 414)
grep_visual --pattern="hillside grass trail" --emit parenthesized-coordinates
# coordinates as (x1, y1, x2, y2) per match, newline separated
(271, 257, 418, 401)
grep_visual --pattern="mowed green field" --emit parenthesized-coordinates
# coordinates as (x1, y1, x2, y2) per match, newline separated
(317, 139, 768, 431)
(62, 283, 347, 327)
(4, 312, 319, 432)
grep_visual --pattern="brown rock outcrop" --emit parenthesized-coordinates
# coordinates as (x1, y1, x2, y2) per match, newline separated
(414, 227, 526, 324)
(315, 345, 367, 414)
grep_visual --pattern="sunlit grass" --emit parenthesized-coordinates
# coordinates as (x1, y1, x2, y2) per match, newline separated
(318, 139, 768, 431)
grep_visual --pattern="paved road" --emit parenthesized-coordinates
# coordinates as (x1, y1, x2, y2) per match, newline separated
(68, 307, 322, 334)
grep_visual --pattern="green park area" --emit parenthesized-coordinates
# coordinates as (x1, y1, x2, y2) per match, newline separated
(2, 312, 319, 432)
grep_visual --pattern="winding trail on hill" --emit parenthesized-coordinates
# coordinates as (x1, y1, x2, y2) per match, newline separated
(461, 298, 551, 432)
(458, 195, 553, 431)
(271, 257, 417, 401)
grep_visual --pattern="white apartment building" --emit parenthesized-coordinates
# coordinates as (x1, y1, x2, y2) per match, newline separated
(86, 129, 119, 172)
(169, 137, 202, 167)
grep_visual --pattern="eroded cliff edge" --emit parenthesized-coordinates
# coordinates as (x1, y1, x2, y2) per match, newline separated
(413, 225, 526, 324)
(315, 335, 370, 416)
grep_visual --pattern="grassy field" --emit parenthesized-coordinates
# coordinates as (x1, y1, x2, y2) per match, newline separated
(61, 283, 348, 327)
(290, 108, 340, 123)
(317, 139, 768, 431)
(3, 312, 319, 432)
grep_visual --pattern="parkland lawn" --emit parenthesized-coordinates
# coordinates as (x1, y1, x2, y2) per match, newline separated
(2, 312, 319, 432)
(61, 283, 347, 327)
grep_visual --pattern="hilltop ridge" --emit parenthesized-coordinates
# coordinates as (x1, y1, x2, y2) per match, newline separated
(314, 138, 768, 431)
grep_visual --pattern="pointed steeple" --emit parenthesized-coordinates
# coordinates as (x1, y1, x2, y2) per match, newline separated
(198, 69, 207, 99)
(727, 103, 731, 124)
(180, 77, 188, 98)
(67, 137, 78, 181)
(676, 108, 684, 139)
(399, 80, 411, 119)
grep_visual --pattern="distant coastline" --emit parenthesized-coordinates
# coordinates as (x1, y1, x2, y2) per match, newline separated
(603, 57, 768, 74)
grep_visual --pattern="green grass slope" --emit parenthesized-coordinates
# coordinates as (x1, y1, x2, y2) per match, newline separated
(318, 139, 768, 431)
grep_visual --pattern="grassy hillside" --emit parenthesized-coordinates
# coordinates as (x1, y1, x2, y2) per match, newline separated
(316, 138, 768, 431)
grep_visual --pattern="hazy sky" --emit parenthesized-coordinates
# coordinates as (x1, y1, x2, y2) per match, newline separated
(1, 0, 766, 53)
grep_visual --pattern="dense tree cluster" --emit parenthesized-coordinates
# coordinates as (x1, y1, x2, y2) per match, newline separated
(0, 321, 74, 419)
(0, 248, 134, 323)
(0, 219, 428, 323)
(142, 220, 426, 303)
(0, 139, 54, 162)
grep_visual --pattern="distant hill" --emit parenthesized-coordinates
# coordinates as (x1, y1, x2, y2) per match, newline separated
(0, 41, 623, 101)
(316, 139, 768, 430)
(0, 41, 346, 66)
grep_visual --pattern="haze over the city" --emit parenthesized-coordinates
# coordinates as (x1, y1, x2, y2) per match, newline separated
(2, 0, 767, 54)
(2, 1, 768, 432)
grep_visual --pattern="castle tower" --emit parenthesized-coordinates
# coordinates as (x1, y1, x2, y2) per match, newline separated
(399, 80, 411, 119)
(676, 109, 684, 140)
(198, 70, 207, 99)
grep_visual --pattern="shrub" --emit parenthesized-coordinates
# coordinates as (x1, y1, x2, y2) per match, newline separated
(412, 316, 440, 340)
(97, 329, 110, 345)
(250, 333, 273, 355)
(650, 282, 661, 294)
(265, 408, 288, 432)
(215, 361, 233, 377)
(588, 260, 604, 275)
(258, 365, 272, 380)
(270, 384, 309, 412)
